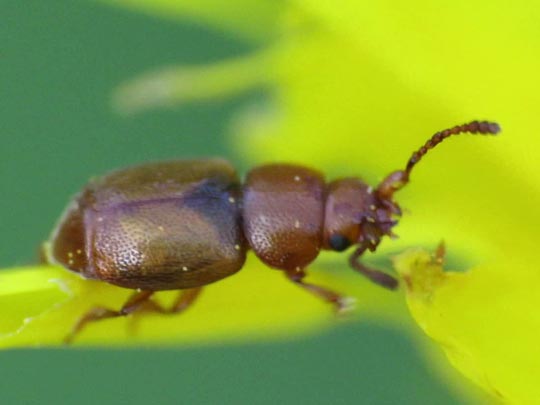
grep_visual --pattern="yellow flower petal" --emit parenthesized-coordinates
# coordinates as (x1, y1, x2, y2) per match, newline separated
(18, 1, 538, 402)
(394, 247, 540, 403)
(112, 50, 275, 114)
(0, 267, 66, 336)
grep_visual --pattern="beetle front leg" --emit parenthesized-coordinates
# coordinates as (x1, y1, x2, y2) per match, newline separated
(348, 247, 398, 290)
(285, 269, 352, 313)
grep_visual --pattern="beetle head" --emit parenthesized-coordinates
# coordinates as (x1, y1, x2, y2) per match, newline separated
(324, 120, 500, 254)
(323, 178, 400, 253)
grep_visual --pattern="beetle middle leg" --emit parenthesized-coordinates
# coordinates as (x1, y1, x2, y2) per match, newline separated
(285, 269, 352, 313)
(349, 246, 398, 290)
(137, 287, 203, 314)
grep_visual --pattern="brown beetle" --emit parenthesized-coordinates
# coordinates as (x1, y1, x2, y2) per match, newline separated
(47, 120, 500, 342)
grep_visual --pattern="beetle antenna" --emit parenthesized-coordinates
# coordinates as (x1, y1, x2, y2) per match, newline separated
(404, 120, 500, 175)
(376, 120, 500, 199)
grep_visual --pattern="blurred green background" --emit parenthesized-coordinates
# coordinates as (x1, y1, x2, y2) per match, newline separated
(1, 1, 465, 403)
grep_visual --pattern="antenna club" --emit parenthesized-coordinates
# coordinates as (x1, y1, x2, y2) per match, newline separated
(459, 120, 501, 135)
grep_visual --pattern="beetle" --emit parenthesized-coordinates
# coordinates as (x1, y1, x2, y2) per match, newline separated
(47, 120, 500, 342)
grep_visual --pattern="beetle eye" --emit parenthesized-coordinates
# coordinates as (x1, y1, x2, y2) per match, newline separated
(329, 234, 351, 252)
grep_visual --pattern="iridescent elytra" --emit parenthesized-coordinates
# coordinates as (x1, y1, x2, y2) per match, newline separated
(47, 121, 500, 343)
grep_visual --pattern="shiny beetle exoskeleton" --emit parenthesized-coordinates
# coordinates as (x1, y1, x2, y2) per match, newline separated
(47, 120, 500, 343)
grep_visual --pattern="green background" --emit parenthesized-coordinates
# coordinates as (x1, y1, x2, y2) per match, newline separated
(1, 1, 464, 403)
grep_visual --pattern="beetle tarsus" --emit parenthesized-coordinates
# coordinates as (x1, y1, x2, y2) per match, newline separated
(285, 269, 351, 313)
(64, 307, 121, 345)
(63, 288, 205, 344)
(64, 290, 156, 344)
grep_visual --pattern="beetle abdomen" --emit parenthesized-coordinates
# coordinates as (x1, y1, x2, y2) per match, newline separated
(50, 160, 246, 290)
(243, 164, 325, 271)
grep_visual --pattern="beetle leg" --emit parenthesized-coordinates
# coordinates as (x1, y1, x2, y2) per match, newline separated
(131, 287, 203, 314)
(170, 287, 203, 313)
(122, 287, 203, 336)
(119, 288, 203, 337)
(348, 247, 398, 290)
(64, 290, 155, 344)
(285, 269, 352, 313)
